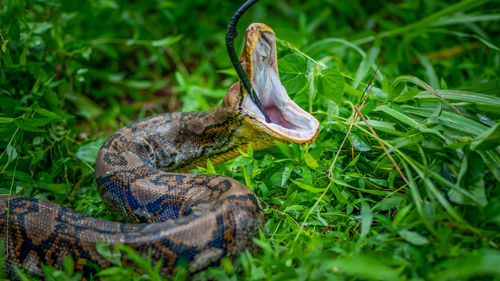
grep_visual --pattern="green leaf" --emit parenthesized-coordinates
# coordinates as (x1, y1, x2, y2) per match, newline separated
(398, 229, 429, 246)
(326, 99, 339, 118)
(471, 123, 500, 151)
(206, 157, 216, 174)
(242, 166, 253, 190)
(95, 242, 122, 266)
(360, 203, 373, 237)
(358, 120, 401, 136)
(279, 54, 308, 95)
(32, 22, 53, 34)
(290, 179, 325, 193)
(1, 38, 7, 52)
(237, 147, 249, 157)
(403, 105, 487, 135)
(14, 267, 32, 281)
(394, 87, 420, 102)
(36, 108, 65, 120)
(150, 35, 183, 47)
(374, 104, 431, 132)
(353, 45, 380, 89)
(63, 255, 74, 276)
(246, 143, 254, 158)
(376, 196, 404, 211)
(350, 133, 371, 152)
(281, 164, 293, 187)
(96, 267, 126, 277)
(14, 119, 46, 132)
(275, 142, 295, 160)
(416, 53, 440, 89)
(284, 204, 306, 212)
(433, 14, 500, 26)
(39, 183, 70, 194)
(6, 143, 17, 161)
(392, 204, 413, 226)
(415, 90, 500, 113)
(448, 186, 487, 207)
(301, 166, 313, 185)
(0, 117, 13, 123)
(75, 138, 106, 165)
(317, 68, 345, 105)
(303, 152, 319, 169)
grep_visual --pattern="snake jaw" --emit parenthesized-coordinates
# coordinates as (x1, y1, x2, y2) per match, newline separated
(240, 23, 319, 144)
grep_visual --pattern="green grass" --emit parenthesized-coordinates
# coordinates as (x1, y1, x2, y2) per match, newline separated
(1, 0, 500, 280)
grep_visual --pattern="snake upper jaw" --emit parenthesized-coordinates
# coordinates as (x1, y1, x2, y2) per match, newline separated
(239, 23, 319, 144)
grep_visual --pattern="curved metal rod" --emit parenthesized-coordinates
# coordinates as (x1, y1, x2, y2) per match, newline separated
(226, 0, 271, 123)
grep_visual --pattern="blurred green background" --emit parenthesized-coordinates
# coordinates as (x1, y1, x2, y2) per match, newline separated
(2, 0, 497, 126)
(1, 0, 499, 280)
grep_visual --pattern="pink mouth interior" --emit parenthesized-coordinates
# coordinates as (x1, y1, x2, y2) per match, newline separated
(242, 31, 319, 141)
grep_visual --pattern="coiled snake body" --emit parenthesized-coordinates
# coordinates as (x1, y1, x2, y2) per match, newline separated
(0, 24, 319, 277)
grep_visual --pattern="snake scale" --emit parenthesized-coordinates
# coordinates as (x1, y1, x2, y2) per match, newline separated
(0, 22, 319, 277)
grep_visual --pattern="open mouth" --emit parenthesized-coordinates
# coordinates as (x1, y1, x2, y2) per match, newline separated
(241, 25, 319, 143)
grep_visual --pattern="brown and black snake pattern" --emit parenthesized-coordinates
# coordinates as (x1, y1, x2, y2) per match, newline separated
(0, 108, 265, 277)
(0, 23, 319, 278)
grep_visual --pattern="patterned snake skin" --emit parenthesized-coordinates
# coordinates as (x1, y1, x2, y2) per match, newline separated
(0, 24, 319, 277)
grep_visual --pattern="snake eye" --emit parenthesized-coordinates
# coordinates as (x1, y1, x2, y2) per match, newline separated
(182, 207, 193, 216)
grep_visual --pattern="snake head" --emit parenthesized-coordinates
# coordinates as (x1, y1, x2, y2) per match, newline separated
(223, 23, 319, 146)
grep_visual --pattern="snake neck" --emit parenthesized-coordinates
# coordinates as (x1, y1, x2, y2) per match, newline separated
(170, 105, 276, 171)
(95, 96, 279, 178)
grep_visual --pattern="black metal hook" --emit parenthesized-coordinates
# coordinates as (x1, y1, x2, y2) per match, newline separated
(226, 0, 271, 123)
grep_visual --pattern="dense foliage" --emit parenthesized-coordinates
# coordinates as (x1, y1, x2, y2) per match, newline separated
(1, 0, 499, 280)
